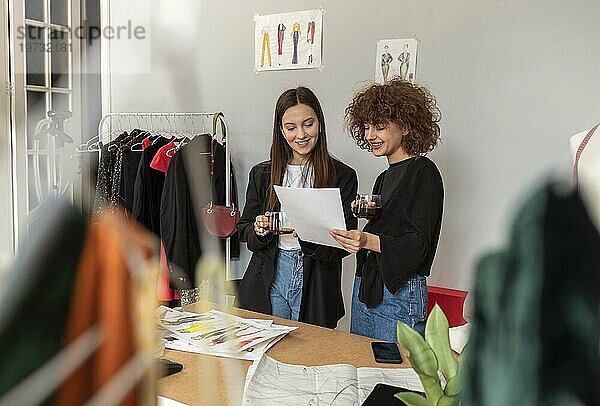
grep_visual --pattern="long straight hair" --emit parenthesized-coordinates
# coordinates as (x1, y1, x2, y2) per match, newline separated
(267, 86, 337, 210)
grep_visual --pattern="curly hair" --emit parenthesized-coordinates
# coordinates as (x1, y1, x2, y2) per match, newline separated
(345, 78, 441, 156)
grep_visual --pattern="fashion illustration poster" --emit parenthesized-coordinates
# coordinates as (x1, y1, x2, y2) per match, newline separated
(255, 9, 323, 72)
(375, 39, 418, 83)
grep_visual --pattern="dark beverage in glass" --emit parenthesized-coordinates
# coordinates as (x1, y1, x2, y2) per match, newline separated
(268, 212, 294, 235)
(353, 205, 382, 219)
(352, 194, 382, 220)
(270, 227, 294, 235)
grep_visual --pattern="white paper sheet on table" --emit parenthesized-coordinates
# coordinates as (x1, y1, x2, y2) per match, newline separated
(163, 330, 286, 361)
(157, 306, 295, 361)
(274, 186, 346, 248)
(157, 396, 188, 406)
(242, 354, 424, 405)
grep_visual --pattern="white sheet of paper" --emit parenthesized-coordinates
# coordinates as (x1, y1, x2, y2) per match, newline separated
(157, 396, 188, 406)
(274, 186, 346, 248)
(242, 355, 424, 405)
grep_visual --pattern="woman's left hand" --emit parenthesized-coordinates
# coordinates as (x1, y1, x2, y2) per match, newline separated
(330, 229, 368, 253)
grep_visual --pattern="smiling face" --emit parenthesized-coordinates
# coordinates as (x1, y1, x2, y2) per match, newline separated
(281, 103, 319, 164)
(364, 121, 410, 164)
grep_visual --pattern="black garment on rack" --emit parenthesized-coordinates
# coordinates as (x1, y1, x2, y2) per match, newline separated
(92, 139, 119, 214)
(92, 132, 132, 215)
(132, 137, 170, 236)
(118, 129, 146, 214)
(160, 135, 239, 287)
(82, 150, 99, 217)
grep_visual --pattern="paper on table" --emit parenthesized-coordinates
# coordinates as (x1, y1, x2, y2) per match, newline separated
(242, 355, 424, 405)
(157, 306, 296, 359)
(274, 186, 346, 248)
(157, 396, 188, 406)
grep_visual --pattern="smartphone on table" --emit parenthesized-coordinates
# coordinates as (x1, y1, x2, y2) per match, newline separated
(371, 341, 403, 364)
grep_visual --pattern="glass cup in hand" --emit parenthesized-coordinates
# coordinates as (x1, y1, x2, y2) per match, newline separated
(352, 194, 382, 220)
(268, 211, 294, 235)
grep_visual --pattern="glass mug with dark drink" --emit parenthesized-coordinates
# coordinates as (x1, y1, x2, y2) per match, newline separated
(268, 211, 294, 235)
(352, 194, 382, 220)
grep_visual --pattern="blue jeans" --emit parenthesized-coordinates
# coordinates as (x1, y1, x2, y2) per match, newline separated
(351, 275, 427, 342)
(269, 249, 303, 320)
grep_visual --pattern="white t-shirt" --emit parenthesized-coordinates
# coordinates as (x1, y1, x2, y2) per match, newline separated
(278, 164, 314, 250)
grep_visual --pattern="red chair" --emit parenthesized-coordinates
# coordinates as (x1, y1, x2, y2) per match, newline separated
(427, 285, 468, 327)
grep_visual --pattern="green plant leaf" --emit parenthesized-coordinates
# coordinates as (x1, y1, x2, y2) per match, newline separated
(425, 304, 457, 381)
(396, 321, 438, 377)
(394, 392, 431, 406)
(419, 373, 444, 404)
(436, 394, 457, 406)
(444, 374, 460, 397)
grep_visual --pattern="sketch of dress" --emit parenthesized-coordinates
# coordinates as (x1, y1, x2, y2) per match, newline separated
(381, 46, 393, 82)
(277, 23, 285, 65)
(260, 28, 272, 67)
(306, 21, 315, 65)
(398, 43, 410, 80)
(292, 22, 300, 65)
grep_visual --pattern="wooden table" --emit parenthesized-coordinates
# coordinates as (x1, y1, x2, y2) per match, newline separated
(158, 301, 412, 405)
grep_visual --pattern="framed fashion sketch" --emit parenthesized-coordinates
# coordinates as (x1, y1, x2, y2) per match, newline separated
(375, 39, 418, 83)
(254, 9, 323, 72)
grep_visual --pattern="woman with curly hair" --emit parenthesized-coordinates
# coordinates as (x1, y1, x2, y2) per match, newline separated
(331, 78, 444, 339)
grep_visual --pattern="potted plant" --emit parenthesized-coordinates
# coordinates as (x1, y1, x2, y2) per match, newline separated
(395, 304, 463, 406)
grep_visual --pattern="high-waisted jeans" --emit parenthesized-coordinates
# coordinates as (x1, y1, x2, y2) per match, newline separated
(269, 249, 303, 320)
(351, 275, 428, 341)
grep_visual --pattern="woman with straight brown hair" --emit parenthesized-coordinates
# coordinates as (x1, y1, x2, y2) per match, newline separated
(236, 86, 358, 328)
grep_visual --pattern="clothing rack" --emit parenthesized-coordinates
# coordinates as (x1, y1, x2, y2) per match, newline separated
(96, 112, 233, 280)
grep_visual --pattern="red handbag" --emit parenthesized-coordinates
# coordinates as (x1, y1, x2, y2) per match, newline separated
(201, 113, 240, 238)
(202, 202, 240, 238)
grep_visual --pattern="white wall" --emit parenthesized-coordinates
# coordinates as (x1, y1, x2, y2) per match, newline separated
(105, 0, 600, 329)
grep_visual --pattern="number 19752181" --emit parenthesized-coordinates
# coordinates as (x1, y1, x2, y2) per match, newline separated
(19, 42, 72, 53)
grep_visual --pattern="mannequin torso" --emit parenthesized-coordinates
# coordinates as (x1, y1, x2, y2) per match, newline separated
(570, 124, 600, 230)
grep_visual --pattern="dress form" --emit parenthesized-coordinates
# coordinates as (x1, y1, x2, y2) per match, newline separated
(570, 124, 600, 230)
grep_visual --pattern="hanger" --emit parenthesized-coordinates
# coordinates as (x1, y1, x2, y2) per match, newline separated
(165, 138, 184, 158)
(183, 114, 193, 138)
(105, 117, 130, 153)
(167, 114, 183, 140)
(129, 137, 146, 152)
(75, 139, 102, 153)
(163, 114, 174, 139)
(129, 115, 152, 151)
(76, 116, 123, 153)
(79, 133, 102, 153)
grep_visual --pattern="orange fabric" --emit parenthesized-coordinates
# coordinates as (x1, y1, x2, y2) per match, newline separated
(55, 212, 154, 405)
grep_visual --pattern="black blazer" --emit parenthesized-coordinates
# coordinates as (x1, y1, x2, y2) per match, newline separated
(160, 135, 240, 288)
(235, 159, 358, 328)
(357, 156, 444, 307)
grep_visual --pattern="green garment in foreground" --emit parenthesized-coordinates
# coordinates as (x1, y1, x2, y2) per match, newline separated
(462, 183, 600, 406)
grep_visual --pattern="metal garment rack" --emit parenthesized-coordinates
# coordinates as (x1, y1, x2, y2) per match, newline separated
(97, 112, 232, 280)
